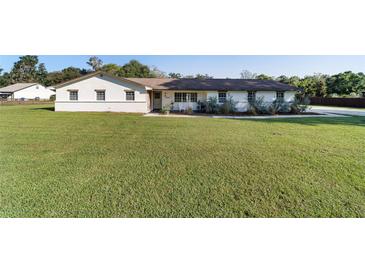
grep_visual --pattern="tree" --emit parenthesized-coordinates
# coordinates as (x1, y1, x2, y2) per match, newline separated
(255, 74, 273, 80)
(194, 73, 213, 79)
(101, 63, 121, 75)
(44, 67, 88, 86)
(297, 74, 328, 97)
(44, 71, 64, 86)
(326, 71, 365, 96)
(276, 75, 290, 84)
(240, 70, 257, 79)
(9, 55, 39, 83)
(0, 69, 10, 88)
(87, 56, 103, 71)
(314, 74, 328, 97)
(287, 76, 301, 87)
(149, 66, 167, 78)
(37, 63, 48, 85)
(168, 72, 183, 79)
(62, 67, 86, 80)
(118, 60, 151, 78)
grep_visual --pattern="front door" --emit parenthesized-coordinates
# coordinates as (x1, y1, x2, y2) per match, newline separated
(153, 91, 162, 110)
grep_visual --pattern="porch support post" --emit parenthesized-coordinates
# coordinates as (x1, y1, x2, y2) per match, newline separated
(150, 90, 154, 111)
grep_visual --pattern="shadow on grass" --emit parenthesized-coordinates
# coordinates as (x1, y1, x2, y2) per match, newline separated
(31, 106, 55, 111)
(235, 116, 365, 127)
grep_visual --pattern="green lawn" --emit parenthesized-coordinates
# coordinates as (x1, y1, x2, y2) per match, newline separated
(1, 104, 365, 217)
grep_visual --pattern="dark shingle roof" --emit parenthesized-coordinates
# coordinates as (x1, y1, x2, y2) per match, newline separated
(53, 71, 300, 92)
(127, 78, 299, 91)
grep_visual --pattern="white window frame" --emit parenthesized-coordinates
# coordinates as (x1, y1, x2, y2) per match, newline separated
(189, 93, 197, 102)
(247, 91, 256, 103)
(95, 90, 105, 101)
(174, 92, 197, 103)
(69, 90, 78, 101)
(126, 91, 135, 101)
(218, 92, 227, 103)
(276, 91, 285, 102)
(175, 92, 186, 102)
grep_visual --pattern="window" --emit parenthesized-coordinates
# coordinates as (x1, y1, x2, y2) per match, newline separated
(96, 90, 105, 101)
(218, 92, 227, 103)
(174, 93, 197, 103)
(126, 91, 135, 101)
(69, 91, 78, 101)
(175, 92, 186, 102)
(276, 91, 285, 102)
(189, 93, 197, 102)
(247, 91, 256, 103)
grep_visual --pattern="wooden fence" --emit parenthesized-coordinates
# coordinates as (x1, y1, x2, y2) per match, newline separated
(310, 97, 365, 108)
(0, 100, 54, 105)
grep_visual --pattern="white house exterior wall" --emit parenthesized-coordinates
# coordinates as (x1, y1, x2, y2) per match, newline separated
(55, 75, 150, 113)
(56, 102, 148, 112)
(284, 91, 296, 101)
(13, 85, 55, 100)
(206, 90, 297, 112)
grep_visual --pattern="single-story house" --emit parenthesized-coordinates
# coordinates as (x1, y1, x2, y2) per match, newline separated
(0, 83, 55, 100)
(54, 71, 300, 113)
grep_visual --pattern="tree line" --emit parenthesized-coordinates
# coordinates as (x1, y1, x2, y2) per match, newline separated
(0, 56, 214, 88)
(1, 56, 365, 97)
(241, 70, 365, 98)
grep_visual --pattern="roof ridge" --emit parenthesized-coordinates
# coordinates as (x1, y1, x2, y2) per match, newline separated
(127, 77, 280, 81)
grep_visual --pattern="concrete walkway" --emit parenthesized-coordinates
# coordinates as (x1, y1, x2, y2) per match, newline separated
(310, 106, 365, 117)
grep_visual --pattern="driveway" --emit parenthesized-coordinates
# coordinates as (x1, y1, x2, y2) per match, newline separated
(310, 106, 365, 116)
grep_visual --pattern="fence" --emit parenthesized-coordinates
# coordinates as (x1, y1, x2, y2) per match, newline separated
(310, 97, 365, 108)
(0, 100, 54, 105)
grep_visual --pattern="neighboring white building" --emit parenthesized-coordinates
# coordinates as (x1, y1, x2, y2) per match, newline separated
(55, 71, 300, 113)
(0, 83, 55, 100)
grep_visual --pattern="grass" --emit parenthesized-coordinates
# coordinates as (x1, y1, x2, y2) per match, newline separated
(1, 104, 365, 217)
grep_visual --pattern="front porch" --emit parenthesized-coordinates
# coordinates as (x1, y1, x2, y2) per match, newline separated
(0, 92, 14, 100)
(150, 90, 208, 112)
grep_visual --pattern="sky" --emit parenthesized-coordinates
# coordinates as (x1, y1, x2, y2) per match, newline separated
(1, 55, 365, 78)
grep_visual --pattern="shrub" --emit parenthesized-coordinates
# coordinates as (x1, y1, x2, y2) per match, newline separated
(268, 100, 281, 115)
(160, 104, 172, 114)
(269, 100, 291, 114)
(206, 96, 219, 114)
(197, 100, 206, 113)
(219, 96, 237, 114)
(290, 97, 310, 114)
(279, 101, 291, 113)
(185, 106, 193, 115)
(247, 104, 258, 115)
(248, 97, 293, 115)
(350, 92, 359, 98)
(50, 95, 56, 101)
(248, 96, 270, 115)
